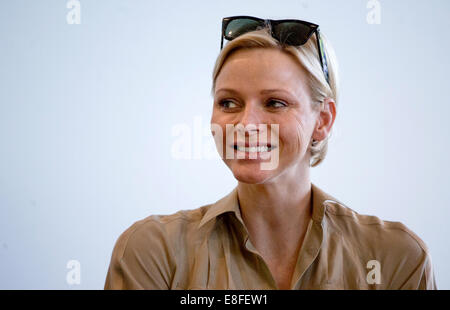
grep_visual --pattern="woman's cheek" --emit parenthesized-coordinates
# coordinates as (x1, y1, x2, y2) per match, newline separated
(280, 118, 304, 156)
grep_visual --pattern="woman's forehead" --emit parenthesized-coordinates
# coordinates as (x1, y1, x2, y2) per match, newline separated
(215, 48, 309, 96)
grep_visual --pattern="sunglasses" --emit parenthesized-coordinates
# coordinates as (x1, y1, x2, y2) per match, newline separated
(220, 15, 330, 85)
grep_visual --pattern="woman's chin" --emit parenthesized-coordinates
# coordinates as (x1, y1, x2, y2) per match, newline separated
(231, 166, 274, 184)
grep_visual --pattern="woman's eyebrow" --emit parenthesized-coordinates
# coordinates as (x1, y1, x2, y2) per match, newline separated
(215, 88, 294, 96)
(215, 88, 239, 95)
(260, 89, 294, 96)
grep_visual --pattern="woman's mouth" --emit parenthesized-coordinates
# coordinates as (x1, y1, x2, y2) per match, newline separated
(229, 143, 278, 160)
(233, 145, 275, 153)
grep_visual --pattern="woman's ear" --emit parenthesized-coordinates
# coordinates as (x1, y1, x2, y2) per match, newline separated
(312, 97, 336, 142)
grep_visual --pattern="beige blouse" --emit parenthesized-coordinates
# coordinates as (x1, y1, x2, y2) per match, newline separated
(104, 183, 437, 289)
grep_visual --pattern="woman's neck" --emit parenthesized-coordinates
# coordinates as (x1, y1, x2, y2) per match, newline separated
(236, 169, 312, 230)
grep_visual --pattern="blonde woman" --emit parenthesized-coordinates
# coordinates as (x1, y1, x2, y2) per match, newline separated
(105, 16, 436, 290)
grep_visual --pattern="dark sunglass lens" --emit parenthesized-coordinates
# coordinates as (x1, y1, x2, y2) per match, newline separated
(225, 18, 264, 40)
(273, 22, 312, 46)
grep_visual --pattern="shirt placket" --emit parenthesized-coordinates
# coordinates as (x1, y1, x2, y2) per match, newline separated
(291, 219, 325, 289)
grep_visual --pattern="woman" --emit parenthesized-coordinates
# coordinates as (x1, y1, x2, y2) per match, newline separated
(104, 16, 436, 290)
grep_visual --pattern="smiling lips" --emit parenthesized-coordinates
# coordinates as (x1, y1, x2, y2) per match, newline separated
(232, 143, 277, 153)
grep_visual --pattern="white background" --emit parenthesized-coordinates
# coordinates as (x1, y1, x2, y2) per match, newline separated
(0, 0, 449, 289)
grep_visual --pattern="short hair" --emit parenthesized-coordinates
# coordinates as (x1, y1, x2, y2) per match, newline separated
(211, 26, 339, 167)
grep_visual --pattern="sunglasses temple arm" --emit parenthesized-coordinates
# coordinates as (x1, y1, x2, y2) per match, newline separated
(315, 31, 325, 73)
(315, 30, 330, 85)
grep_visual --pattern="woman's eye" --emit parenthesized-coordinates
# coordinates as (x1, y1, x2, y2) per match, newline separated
(267, 100, 287, 108)
(217, 99, 287, 110)
(218, 100, 239, 109)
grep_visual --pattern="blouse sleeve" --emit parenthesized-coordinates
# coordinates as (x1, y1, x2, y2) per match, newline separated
(104, 218, 176, 289)
(398, 250, 437, 290)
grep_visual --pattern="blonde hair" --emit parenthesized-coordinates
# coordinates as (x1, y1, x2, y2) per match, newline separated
(211, 26, 339, 167)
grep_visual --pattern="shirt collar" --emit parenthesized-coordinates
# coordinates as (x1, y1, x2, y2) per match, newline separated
(198, 182, 342, 229)
(310, 182, 343, 223)
(198, 186, 243, 229)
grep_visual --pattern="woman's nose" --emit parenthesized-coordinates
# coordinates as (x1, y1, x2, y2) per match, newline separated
(238, 102, 262, 128)
(234, 102, 266, 140)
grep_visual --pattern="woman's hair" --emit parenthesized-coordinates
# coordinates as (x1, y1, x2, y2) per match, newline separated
(211, 26, 339, 167)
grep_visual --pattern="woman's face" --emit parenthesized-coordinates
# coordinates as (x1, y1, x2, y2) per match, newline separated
(211, 48, 320, 184)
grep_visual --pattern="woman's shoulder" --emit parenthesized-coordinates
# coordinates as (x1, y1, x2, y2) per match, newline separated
(312, 184, 428, 253)
(105, 205, 216, 289)
(322, 199, 436, 289)
(323, 199, 430, 257)
(111, 204, 214, 260)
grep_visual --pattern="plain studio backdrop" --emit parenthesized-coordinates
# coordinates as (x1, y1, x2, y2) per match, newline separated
(0, 0, 449, 289)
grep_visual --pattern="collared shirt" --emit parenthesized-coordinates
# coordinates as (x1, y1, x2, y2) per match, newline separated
(104, 183, 437, 290)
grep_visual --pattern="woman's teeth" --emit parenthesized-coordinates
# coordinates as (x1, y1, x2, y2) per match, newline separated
(235, 145, 272, 152)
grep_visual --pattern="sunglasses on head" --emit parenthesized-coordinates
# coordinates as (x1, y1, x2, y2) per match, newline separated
(220, 15, 330, 85)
